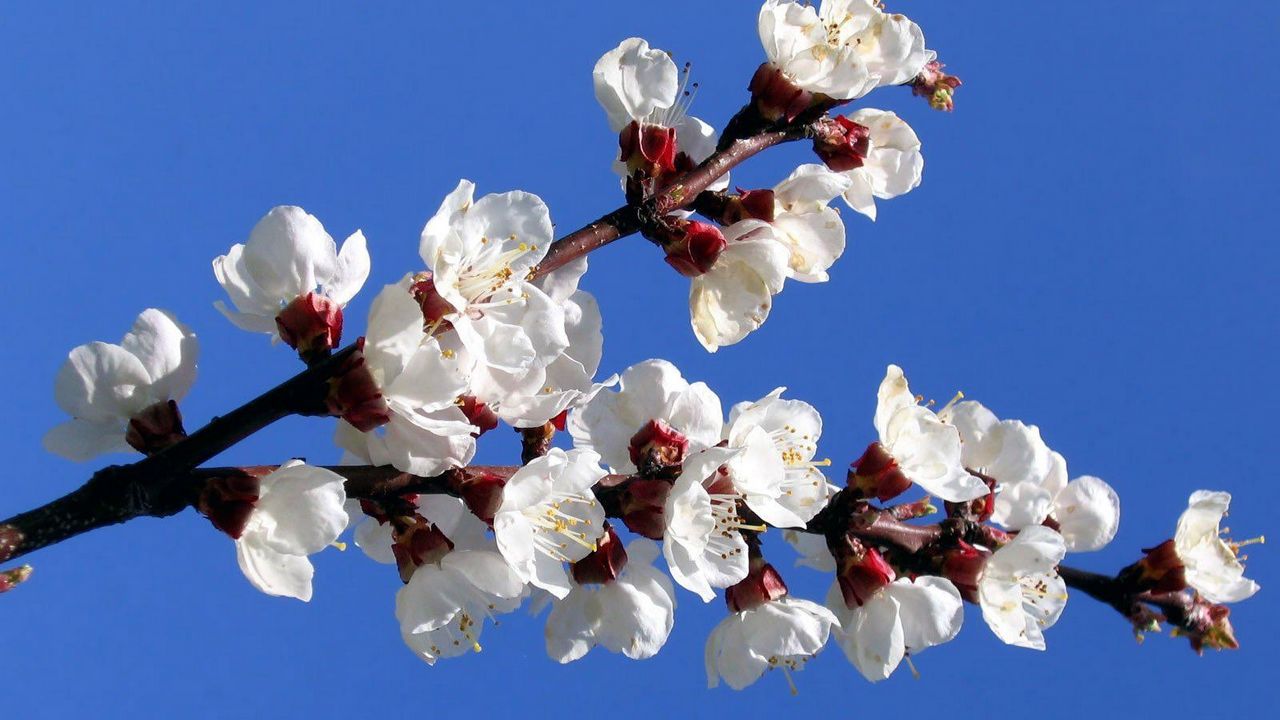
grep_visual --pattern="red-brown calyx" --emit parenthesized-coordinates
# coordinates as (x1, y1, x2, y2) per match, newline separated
(812, 115, 870, 172)
(325, 337, 391, 432)
(198, 471, 263, 539)
(572, 524, 629, 585)
(276, 292, 344, 363)
(126, 399, 187, 455)
(849, 441, 912, 502)
(629, 419, 691, 477)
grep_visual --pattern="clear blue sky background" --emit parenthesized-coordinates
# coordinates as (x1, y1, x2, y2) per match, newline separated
(2, 2, 1275, 717)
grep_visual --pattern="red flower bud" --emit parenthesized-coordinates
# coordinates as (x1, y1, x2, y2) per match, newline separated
(392, 516, 455, 584)
(620, 121, 678, 177)
(748, 63, 829, 123)
(572, 524, 629, 585)
(662, 220, 727, 278)
(275, 292, 343, 363)
(1121, 539, 1187, 594)
(126, 399, 187, 455)
(629, 419, 690, 477)
(410, 273, 455, 329)
(198, 472, 263, 539)
(812, 115, 870, 172)
(450, 471, 508, 525)
(619, 478, 672, 539)
(848, 442, 912, 502)
(830, 534, 896, 608)
(941, 541, 989, 603)
(725, 560, 790, 612)
(326, 338, 391, 432)
(457, 395, 499, 437)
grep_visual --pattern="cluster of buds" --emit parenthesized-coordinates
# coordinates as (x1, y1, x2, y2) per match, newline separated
(911, 59, 963, 112)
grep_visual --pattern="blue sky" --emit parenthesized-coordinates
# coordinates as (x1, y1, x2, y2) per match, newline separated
(1, 2, 1275, 717)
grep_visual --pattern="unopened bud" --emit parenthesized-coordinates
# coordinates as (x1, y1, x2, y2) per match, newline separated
(911, 59, 963, 112)
(848, 442, 912, 502)
(725, 559, 789, 612)
(619, 478, 672, 539)
(661, 220, 727, 278)
(198, 472, 262, 539)
(1175, 598, 1239, 655)
(276, 292, 343, 363)
(0, 564, 33, 593)
(941, 540, 989, 602)
(629, 419, 691, 476)
(572, 524, 628, 585)
(812, 116, 870, 172)
(830, 534, 896, 608)
(326, 338, 391, 432)
(126, 399, 187, 455)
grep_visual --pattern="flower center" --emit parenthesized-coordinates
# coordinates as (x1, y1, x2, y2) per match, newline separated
(524, 492, 600, 562)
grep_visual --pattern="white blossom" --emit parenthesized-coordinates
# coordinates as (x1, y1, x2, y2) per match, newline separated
(724, 387, 829, 528)
(827, 576, 963, 682)
(570, 359, 723, 474)
(1175, 491, 1261, 604)
(493, 449, 608, 598)
(1044, 452, 1120, 553)
(234, 461, 348, 602)
(978, 526, 1068, 650)
(705, 596, 838, 691)
(758, 0, 928, 101)
(543, 539, 677, 663)
(45, 309, 198, 461)
(873, 365, 987, 502)
(213, 205, 369, 337)
(770, 164, 851, 282)
(662, 447, 753, 601)
(690, 220, 790, 352)
(837, 109, 923, 220)
(418, 180, 569, 385)
(335, 282, 476, 476)
(943, 400, 1056, 529)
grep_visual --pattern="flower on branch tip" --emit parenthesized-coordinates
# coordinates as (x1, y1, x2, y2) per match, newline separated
(593, 38, 723, 193)
(45, 308, 197, 461)
(1174, 490, 1261, 604)
(724, 387, 829, 528)
(213, 206, 369, 352)
(757, 0, 929, 103)
(827, 575, 963, 682)
(829, 109, 923, 221)
(233, 461, 348, 602)
(493, 448, 608, 599)
(871, 365, 986, 503)
(978, 525, 1068, 650)
(543, 534, 677, 663)
(689, 220, 790, 352)
(571, 359, 723, 475)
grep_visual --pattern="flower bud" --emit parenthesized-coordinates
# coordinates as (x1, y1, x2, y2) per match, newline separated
(941, 540, 989, 602)
(572, 524, 628, 585)
(457, 395, 499, 438)
(618, 478, 671, 539)
(725, 558, 789, 612)
(619, 120, 678, 176)
(748, 62, 827, 123)
(1120, 539, 1187, 594)
(410, 273, 455, 329)
(661, 220, 727, 278)
(1174, 597, 1239, 655)
(911, 59, 963, 112)
(326, 338, 391, 432)
(628, 419, 690, 477)
(198, 472, 262, 539)
(829, 533, 896, 608)
(391, 515, 455, 583)
(275, 292, 343, 363)
(125, 399, 187, 455)
(848, 442, 912, 502)
(812, 116, 870, 172)
(0, 564, 33, 594)
(450, 471, 508, 525)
